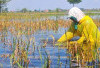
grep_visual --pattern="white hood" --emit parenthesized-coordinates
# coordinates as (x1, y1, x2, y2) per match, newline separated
(68, 7, 85, 22)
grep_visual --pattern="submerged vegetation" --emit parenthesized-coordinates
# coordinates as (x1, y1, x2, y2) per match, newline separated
(0, 12, 100, 67)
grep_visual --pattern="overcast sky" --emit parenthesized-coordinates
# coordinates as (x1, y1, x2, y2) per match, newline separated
(7, 0, 100, 11)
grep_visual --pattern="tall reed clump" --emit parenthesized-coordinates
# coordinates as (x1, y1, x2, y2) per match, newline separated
(10, 38, 28, 68)
(10, 35, 35, 68)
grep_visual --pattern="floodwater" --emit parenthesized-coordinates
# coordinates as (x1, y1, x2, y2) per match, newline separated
(0, 27, 74, 68)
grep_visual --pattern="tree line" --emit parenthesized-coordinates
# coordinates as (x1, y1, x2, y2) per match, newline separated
(0, 0, 84, 13)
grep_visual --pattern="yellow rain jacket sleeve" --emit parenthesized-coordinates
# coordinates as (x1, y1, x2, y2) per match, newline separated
(57, 22, 75, 42)
(57, 32, 73, 42)
(58, 16, 100, 45)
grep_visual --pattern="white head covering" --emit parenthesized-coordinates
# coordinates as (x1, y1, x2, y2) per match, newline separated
(68, 7, 85, 22)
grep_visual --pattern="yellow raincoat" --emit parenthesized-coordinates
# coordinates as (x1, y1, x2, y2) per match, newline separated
(58, 15, 100, 46)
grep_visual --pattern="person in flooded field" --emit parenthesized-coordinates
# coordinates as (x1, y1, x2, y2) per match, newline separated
(58, 7, 100, 46)
(57, 7, 100, 66)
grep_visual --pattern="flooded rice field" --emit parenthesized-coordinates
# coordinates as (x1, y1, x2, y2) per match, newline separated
(0, 13, 100, 68)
